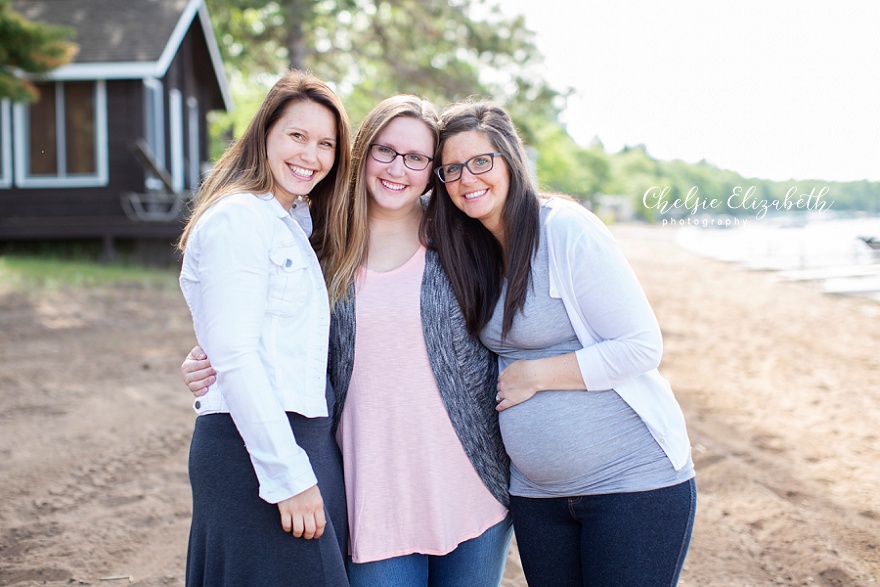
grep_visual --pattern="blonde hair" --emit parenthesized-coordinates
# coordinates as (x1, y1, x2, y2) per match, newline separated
(322, 94, 439, 308)
(178, 70, 352, 281)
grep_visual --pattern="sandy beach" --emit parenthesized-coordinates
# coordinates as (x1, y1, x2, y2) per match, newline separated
(1, 223, 878, 586)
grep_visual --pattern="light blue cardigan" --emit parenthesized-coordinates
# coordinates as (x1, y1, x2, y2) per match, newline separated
(543, 197, 693, 470)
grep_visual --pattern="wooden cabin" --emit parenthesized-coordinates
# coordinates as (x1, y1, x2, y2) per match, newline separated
(0, 0, 231, 260)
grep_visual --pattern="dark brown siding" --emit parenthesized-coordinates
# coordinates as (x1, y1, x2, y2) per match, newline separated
(0, 19, 224, 243)
(0, 81, 146, 222)
(0, 78, 185, 240)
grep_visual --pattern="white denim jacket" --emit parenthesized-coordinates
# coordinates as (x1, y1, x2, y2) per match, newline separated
(543, 197, 692, 470)
(180, 192, 330, 503)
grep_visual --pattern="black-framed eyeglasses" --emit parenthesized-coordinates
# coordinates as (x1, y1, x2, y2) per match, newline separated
(369, 144, 433, 171)
(434, 152, 503, 184)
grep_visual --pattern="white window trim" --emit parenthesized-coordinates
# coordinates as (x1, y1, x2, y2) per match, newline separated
(0, 99, 11, 188)
(169, 88, 184, 193)
(144, 78, 166, 171)
(12, 80, 109, 188)
(187, 96, 200, 189)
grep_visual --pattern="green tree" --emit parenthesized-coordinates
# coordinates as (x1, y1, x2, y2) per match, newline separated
(204, 0, 562, 135)
(534, 123, 609, 204)
(0, 0, 76, 102)
(603, 146, 880, 221)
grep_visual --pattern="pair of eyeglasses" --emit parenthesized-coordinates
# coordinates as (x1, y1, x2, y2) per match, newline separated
(369, 144, 433, 171)
(434, 152, 502, 184)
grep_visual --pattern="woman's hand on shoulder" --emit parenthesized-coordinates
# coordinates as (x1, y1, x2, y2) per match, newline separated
(181, 345, 216, 397)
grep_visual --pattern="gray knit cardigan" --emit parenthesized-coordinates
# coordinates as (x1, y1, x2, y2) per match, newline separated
(328, 247, 510, 508)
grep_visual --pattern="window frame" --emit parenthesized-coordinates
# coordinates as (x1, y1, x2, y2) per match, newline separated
(0, 99, 11, 188)
(143, 77, 166, 171)
(12, 80, 109, 188)
(186, 96, 200, 190)
(168, 88, 184, 193)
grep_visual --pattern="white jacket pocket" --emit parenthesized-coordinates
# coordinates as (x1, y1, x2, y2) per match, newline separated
(267, 243, 312, 314)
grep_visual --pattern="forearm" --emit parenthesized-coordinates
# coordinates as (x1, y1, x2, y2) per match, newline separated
(525, 352, 587, 392)
(575, 330, 662, 392)
(203, 301, 318, 503)
(548, 201, 664, 391)
(195, 206, 315, 503)
(496, 353, 588, 410)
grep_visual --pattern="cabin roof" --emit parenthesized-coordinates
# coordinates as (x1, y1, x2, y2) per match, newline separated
(12, 0, 231, 110)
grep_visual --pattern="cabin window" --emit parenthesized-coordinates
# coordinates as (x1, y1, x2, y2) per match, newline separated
(169, 88, 185, 193)
(13, 80, 108, 188)
(187, 96, 200, 189)
(142, 78, 168, 191)
(144, 79, 166, 172)
(0, 99, 10, 188)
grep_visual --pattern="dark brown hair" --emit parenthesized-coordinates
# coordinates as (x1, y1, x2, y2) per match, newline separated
(424, 100, 540, 337)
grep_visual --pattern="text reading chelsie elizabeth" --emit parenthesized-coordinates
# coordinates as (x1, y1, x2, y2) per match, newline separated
(644, 186, 833, 227)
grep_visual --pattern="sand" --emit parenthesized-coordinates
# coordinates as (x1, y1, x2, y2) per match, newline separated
(1, 224, 878, 586)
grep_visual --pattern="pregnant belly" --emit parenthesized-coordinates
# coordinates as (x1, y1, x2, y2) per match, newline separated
(499, 389, 655, 486)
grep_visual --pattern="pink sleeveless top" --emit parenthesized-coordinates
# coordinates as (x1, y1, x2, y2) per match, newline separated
(336, 245, 507, 563)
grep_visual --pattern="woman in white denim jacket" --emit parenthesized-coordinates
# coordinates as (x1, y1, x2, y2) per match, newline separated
(177, 71, 352, 587)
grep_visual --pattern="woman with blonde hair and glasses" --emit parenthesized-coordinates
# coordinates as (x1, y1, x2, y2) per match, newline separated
(178, 70, 351, 586)
(182, 95, 512, 586)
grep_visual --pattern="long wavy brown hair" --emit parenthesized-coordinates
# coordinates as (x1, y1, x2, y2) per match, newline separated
(323, 94, 439, 307)
(177, 70, 352, 291)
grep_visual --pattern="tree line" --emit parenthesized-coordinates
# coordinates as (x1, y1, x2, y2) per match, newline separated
(603, 145, 880, 220)
(3, 0, 877, 218)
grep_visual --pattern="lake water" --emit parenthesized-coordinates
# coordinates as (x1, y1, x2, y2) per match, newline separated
(673, 214, 880, 301)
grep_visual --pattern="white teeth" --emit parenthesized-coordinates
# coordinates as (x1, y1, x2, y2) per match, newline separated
(290, 165, 314, 179)
(381, 179, 406, 191)
(465, 189, 487, 200)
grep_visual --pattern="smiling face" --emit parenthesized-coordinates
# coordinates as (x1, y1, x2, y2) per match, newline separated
(441, 130, 510, 239)
(364, 116, 435, 218)
(266, 100, 338, 209)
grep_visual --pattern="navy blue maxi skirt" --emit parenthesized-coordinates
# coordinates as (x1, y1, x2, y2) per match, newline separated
(185, 385, 348, 587)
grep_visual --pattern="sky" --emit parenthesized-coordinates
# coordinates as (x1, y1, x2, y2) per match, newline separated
(492, 0, 879, 183)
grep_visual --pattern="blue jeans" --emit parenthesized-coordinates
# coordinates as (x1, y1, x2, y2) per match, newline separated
(347, 516, 513, 587)
(510, 478, 697, 587)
